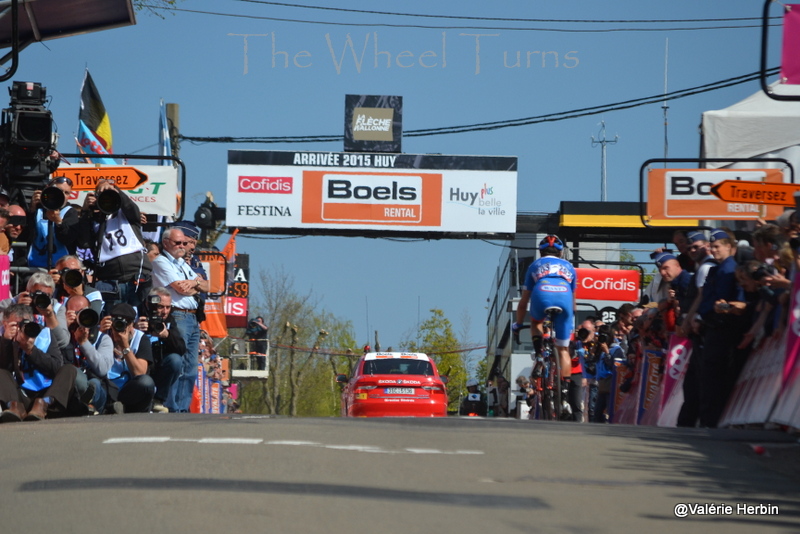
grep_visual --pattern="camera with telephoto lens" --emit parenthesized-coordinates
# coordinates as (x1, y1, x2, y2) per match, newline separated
(112, 317, 131, 333)
(77, 308, 99, 328)
(59, 268, 83, 288)
(147, 295, 165, 334)
(96, 188, 122, 214)
(595, 324, 611, 345)
(576, 326, 591, 342)
(29, 290, 50, 310)
(19, 319, 41, 338)
(39, 185, 66, 210)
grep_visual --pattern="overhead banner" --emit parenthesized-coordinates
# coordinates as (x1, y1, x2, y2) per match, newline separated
(227, 150, 517, 236)
(51, 164, 180, 217)
(646, 168, 785, 221)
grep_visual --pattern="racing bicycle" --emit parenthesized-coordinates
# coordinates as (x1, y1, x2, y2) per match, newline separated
(515, 306, 569, 421)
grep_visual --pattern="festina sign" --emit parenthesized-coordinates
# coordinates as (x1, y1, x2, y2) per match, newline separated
(575, 268, 640, 302)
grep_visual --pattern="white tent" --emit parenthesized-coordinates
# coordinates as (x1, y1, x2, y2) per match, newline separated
(701, 83, 800, 173)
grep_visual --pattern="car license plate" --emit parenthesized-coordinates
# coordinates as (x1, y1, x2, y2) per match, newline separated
(384, 387, 414, 395)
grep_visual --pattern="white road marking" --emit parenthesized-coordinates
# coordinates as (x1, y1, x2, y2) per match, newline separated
(104, 437, 171, 443)
(103, 437, 483, 455)
(198, 438, 263, 444)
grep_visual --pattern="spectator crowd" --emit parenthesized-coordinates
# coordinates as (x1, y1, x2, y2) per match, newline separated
(495, 216, 799, 428)
(0, 178, 232, 423)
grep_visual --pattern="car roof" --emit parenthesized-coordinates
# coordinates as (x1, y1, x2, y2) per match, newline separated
(363, 352, 431, 362)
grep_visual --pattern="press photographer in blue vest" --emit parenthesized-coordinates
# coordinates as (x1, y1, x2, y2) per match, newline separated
(27, 176, 81, 269)
(105, 303, 155, 413)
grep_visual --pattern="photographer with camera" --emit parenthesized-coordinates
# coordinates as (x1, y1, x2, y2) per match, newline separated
(0, 272, 70, 351)
(27, 176, 80, 269)
(77, 179, 152, 311)
(104, 303, 155, 413)
(61, 295, 112, 414)
(135, 287, 184, 413)
(0, 303, 77, 422)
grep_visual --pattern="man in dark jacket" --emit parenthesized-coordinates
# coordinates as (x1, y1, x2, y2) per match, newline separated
(0, 303, 77, 422)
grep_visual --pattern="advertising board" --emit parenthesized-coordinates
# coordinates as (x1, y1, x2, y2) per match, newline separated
(575, 268, 640, 303)
(226, 150, 517, 236)
(646, 168, 785, 221)
(51, 164, 180, 217)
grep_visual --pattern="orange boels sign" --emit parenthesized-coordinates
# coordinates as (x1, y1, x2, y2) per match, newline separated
(51, 166, 148, 191)
(302, 171, 442, 226)
(575, 268, 639, 302)
(647, 168, 785, 221)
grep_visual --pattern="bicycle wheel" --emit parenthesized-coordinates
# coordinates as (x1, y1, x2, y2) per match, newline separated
(547, 339, 562, 421)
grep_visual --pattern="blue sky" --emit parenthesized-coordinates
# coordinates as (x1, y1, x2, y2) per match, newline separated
(8, 1, 784, 349)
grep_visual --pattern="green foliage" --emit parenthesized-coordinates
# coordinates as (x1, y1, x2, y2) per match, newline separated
(400, 308, 467, 411)
(620, 250, 654, 289)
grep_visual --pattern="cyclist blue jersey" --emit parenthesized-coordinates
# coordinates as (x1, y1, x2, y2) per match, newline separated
(523, 256, 577, 346)
(523, 256, 577, 292)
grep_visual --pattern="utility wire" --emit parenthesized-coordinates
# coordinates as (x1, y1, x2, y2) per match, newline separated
(180, 67, 780, 145)
(140, 4, 780, 32)
(230, 0, 780, 25)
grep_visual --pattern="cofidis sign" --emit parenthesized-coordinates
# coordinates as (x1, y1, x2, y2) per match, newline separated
(575, 268, 639, 302)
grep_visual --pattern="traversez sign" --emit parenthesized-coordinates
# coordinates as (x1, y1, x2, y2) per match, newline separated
(226, 150, 517, 235)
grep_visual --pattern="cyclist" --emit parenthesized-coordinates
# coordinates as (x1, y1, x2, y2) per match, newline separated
(513, 234, 577, 413)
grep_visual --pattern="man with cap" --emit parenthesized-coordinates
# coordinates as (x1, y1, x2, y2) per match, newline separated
(459, 378, 487, 416)
(676, 229, 717, 427)
(102, 303, 155, 413)
(152, 227, 208, 412)
(653, 252, 692, 312)
(695, 228, 745, 428)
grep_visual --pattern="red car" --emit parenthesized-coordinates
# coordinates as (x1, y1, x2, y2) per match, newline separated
(337, 352, 449, 417)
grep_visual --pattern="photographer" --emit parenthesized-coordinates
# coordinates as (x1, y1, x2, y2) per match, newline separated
(574, 320, 598, 422)
(62, 295, 112, 414)
(135, 287, 183, 413)
(27, 176, 80, 269)
(77, 179, 152, 311)
(458, 378, 487, 416)
(0, 303, 77, 422)
(105, 303, 155, 413)
(592, 323, 624, 423)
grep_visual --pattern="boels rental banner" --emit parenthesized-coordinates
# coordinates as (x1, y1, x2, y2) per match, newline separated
(226, 150, 517, 236)
(51, 165, 180, 217)
(646, 168, 785, 222)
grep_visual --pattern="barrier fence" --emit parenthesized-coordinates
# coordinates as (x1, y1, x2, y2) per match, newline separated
(606, 277, 800, 430)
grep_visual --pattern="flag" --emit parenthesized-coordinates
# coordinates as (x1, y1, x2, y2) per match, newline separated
(782, 5, 800, 84)
(158, 99, 172, 165)
(77, 70, 117, 164)
(222, 229, 239, 284)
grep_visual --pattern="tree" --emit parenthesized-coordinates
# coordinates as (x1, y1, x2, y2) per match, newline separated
(133, 0, 183, 18)
(400, 308, 467, 411)
(240, 266, 358, 417)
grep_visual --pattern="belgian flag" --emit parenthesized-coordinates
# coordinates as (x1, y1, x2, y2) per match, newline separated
(78, 70, 114, 159)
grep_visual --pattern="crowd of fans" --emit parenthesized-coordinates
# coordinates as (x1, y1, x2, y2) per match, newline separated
(0, 178, 233, 423)
(498, 216, 799, 427)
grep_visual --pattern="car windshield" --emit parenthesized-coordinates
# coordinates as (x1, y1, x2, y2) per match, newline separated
(363, 359, 434, 376)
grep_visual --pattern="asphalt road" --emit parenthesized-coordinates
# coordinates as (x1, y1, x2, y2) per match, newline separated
(0, 414, 798, 534)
